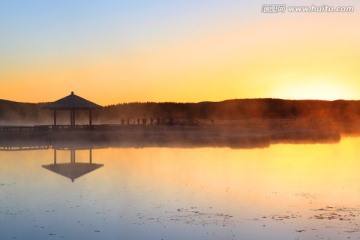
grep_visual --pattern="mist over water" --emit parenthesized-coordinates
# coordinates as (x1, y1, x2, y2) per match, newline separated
(1, 137, 360, 240)
(2, 99, 360, 131)
(2, 97, 360, 239)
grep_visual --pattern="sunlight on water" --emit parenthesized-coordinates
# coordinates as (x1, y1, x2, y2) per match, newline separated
(1, 138, 360, 239)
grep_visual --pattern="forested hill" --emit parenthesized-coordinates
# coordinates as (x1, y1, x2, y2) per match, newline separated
(1, 98, 360, 125)
(0, 99, 48, 124)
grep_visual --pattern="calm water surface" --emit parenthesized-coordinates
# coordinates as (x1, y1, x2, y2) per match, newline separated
(1, 137, 360, 239)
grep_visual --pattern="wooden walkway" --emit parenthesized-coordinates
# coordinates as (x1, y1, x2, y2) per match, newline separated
(0, 124, 122, 132)
(0, 122, 200, 132)
(0, 145, 50, 151)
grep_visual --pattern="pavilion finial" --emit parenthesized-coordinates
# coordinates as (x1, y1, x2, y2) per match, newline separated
(71, 91, 74, 95)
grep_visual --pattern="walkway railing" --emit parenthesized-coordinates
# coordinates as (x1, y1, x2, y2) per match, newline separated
(0, 145, 50, 151)
(0, 124, 102, 132)
(0, 122, 200, 132)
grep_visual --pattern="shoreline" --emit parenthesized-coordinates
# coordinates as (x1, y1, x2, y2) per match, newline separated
(0, 124, 341, 150)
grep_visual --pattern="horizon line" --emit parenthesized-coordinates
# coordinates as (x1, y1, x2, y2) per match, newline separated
(1, 97, 359, 106)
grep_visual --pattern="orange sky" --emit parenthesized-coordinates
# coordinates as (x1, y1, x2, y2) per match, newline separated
(0, 1, 359, 105)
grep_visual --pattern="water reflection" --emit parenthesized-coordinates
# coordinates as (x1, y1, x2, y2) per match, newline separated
(0, 128, 341, 150)
(0, 142, 105, 182)
(1, 137, 360, 239)
(42, 148, 103, 182)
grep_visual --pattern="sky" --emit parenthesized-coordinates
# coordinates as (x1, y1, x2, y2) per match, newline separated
(0, 0, 359, 105)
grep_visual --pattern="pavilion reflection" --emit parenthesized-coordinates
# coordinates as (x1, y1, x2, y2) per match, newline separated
(42, 147, 104, 182)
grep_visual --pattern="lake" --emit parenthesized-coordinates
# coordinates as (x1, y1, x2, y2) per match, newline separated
(1, 137, 360, 240)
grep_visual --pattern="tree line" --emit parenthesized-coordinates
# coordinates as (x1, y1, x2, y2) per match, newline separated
(1, 98, 360, 125)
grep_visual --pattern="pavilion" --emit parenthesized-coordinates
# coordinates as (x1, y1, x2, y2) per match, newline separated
(42, 148, 104, 182)
(43, 92, 102, 127)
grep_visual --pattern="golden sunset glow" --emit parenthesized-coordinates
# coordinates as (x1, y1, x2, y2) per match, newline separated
(0, 2, 359, 104)
(80, 140, 360, 206)
(271, 76, 357, 100)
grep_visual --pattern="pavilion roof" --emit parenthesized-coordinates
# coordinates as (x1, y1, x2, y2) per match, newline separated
(42, 163, 104, 182)
(43, 92, 102, 110)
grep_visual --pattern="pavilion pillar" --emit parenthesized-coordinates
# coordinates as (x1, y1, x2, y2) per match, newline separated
(53, 110, 57, 126)
(89, 148, 92, 164)
(73, 110, 75, 127)
(70, 110, 76, 127)
(70, 149, 75, 163)
(89, 110, 92, 126)
(54, 149, 57, 164)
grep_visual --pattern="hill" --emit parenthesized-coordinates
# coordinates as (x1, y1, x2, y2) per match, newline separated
(1, 98, 360, 125)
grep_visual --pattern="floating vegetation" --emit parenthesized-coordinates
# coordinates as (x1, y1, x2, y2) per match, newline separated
(135, 206, 234, 227)
(270, 214, 301, 221)
(310, 206, 359, 222)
